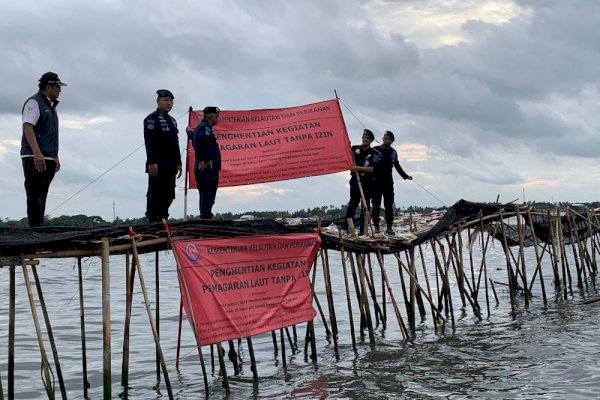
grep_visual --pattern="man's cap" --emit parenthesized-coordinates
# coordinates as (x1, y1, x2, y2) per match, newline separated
(384, 130, 395, 141)
(363, 129, 374, 140)
(203, 106, 220, 115)
(39, 72, 67, 86)
(156, 89, 174, 99)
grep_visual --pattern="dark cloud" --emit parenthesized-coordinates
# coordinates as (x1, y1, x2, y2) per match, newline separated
(1, 0, 600, 219)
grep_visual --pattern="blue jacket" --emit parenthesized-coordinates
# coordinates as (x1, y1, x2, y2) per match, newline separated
(192, 119, 221, 186)
(372, 145, 409, 184)
(21, 92, 59, 158)
(143, 109, 182, 171)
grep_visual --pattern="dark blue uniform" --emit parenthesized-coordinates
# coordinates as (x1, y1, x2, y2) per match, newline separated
(192, 119, 221, 219)
(144, 109, 182, 221)
(371, 146, 410, 231)
(344, 144, 376, 234)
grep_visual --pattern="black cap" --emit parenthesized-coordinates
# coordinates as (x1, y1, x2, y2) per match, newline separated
(156, 89, 174, 99)
(203, 106, 220, 115)
(39, 72, 67, 86)
(363, 129, 374, 140)
(384, 130, 395, 141)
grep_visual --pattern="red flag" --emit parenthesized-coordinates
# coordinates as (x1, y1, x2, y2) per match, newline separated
(173, 233, 320, 345)
(187, 99, 353, 188)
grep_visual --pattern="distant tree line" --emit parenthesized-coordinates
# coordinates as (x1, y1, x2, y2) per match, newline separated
(2, 201, 599, 228)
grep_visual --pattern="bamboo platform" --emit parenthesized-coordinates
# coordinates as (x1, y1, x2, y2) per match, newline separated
(0, 199, 598, 398)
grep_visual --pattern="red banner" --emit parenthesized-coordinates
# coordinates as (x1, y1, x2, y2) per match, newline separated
(187, 99, 353, 188)
(173, 233, 320, 345)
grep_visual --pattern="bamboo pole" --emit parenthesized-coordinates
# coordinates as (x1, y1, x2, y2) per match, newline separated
(429, 239, 446, 317)
(20, 259, 54, 398)
(418, 244, 438, 331)
(121, 252, 135, 391)
(247, 337, 258, 380)
(362, 259, 386, 328)
(155, 251, 161, 383)
(310, 262, 332, 337)
(374, 251, 408, 340)
(436, 242, 456, 330)
(515, 207, 530, 308)
(366, 254, 380, 328)
(408, 247, 417, 336)
(355, 253, 375, 344)
(453, 230, 467, 309)
(547, 209, 562, 300)
(338, 230, 357, 351)
(320, 249, 339, 355)
(393, 253, 446, 323)
(555, 207, 572, 298)
(565, 209, 583, 289)
(129, 236, 174, 399)
(164, 225, 211, 395)
(101, 238, 111, 400)
(525, 209, 547, 305)
(31, 265, 67, 399)
(479, 212, 491, 317)
(498, 211, 516, 316)
(216, 343, 229, 390)
(466, 227, 479, 309)
(77, 257, 90, 399)
(280, 329, 287, 368)
(284, 327, 296, 354)
(8, 266, 15, 399)
(590, 209, 599, 275)
(572, 211, 590, 285)
(227, 340, 240, 375)
(175, 299, 183, 371)
(587, 209, 598, 276)
(348, 253, 366, 339)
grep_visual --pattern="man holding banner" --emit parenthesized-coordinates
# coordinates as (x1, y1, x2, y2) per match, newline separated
(191, 106, 221, 219)
(344, 129, 376, 235)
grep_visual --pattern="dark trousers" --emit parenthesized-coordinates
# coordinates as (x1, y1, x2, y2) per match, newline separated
(345, 177, 372, 233)
(22, 157, 56, 227)
(146, 166, 177, 222)
(198, 186, 218, 219)
(371, 181, 394, 230)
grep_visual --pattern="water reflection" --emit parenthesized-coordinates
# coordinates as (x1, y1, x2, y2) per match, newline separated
(0, 247, 598, 398)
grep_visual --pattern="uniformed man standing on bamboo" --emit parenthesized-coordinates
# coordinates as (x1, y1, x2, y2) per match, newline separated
(344, 128, 376, 235)
(143, 89, 182, 222)
(191, 106, 221, 219)
(21, 72, 67, 227)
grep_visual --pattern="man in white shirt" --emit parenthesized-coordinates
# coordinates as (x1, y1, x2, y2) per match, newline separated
(21, 72, 67, 226)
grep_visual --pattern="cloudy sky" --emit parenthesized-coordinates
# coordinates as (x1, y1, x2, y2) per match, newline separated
(1, 0, 599, 221)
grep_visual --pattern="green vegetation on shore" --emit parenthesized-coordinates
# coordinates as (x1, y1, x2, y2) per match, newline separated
(1, 201, 598, 228)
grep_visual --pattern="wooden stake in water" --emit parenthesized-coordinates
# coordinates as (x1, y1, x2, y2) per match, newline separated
(77, 257, 90, 398)
(526, 209, 547, 305)
(101, 238, 112, 400)
(8, 265, 15, 399)
(20, 260, 54, 398)
(130, 236, 174, 399)
(31, 265, 67, 399)
(338, 230, 357, 351)
(164, 223, 211, 395)
(122, 251, 136, 394)
(355, 253, 375, 344)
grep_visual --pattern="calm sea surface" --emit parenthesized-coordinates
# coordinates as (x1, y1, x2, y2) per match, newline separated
(1, 243, 599, 399)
